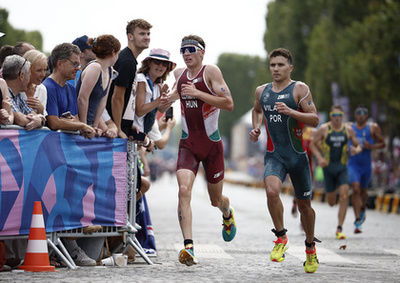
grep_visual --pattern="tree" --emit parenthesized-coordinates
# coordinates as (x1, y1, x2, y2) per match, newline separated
(217, 53, 268, 151)
(265, 0, 400, 136)
(0, 8, 43, 50)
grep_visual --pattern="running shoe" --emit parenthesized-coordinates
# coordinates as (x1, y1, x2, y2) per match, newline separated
(354, 220, 362, 234)
(359, 211, 366, 225)
(222, 206, 237, 242)
(303, 247, 319, 273)
(336, 231, 346, 239)
(270, 236, 289, 262)
(178, 245, 198, 266)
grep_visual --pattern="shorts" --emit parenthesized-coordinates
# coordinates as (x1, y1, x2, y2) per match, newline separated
(323, 164, 349, 193)
(348, 163, 372, 188)
(263, 152, 312, 200)
(177, 139, 224, 184)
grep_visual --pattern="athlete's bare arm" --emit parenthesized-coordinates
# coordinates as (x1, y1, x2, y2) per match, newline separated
(310, 123, 328, 167)
(278, 82, 319, 127)
(249, 84, 267, 143)
(180, 65, 233, 112)
(347, 125, 363, 156)
(367, 123, 385, 150)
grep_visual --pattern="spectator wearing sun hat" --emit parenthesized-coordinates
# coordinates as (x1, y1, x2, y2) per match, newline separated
(133, 48, 176, 135)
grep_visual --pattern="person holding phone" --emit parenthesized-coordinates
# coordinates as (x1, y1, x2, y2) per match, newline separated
(161, 35, 236, 266)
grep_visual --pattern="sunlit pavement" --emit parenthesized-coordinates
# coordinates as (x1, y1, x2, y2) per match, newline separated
(2, 172, 399, 282)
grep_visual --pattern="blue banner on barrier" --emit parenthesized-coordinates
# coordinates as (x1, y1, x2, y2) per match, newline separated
(0, 129, 127, 236)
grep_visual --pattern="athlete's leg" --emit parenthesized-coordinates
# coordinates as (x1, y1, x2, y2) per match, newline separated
(265, 175, 285, 237)
(296, 198, 315, 248)
(337, 184, 349, 227)
(177, 169, 196, 240)
(351, 181, 362, 219)
(325, 191, 337, 207)
(207, 180, 230, 218)
(360, 187, 368, 211)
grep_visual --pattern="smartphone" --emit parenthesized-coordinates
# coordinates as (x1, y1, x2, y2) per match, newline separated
(166, 107, 173, 121)
(132, 131, 146, 142)
(61, 111, 71, 118)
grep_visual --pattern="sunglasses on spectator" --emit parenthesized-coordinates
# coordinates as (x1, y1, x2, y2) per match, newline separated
(330, 112, 343, 117)
(152, 59, 169, 67)
(356, 109, 368, 115)
(18, 58, 28, 75)
(65, 58, 82, 69)
(180, 46, 201, 55)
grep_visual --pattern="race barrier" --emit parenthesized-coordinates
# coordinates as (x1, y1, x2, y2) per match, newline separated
(0, 127, 152, 268)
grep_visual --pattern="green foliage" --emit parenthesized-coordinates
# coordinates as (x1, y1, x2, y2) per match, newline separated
(0, 8, 43, 50)
(217, 53, 269, 145)
(265, 0, 400, 133)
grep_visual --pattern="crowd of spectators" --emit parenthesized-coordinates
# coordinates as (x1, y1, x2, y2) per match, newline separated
(0, 19, 177, 270)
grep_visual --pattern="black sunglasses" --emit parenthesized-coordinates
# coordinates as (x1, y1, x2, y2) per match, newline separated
(152, 59, 169, 67)
(18, 58, 28, 75)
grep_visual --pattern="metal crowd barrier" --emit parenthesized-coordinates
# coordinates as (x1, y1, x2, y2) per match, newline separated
(0, 126, 152, 269)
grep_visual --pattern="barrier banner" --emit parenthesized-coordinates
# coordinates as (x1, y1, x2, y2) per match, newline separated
(0, 129, 127, 236)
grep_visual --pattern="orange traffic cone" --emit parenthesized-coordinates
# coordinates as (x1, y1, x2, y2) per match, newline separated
(18, 201, 55, 272)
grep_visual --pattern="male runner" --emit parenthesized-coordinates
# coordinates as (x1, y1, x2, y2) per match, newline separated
(249, 48, 320, 273)
(162, 35, 236, 266)
(348, 105, 385, 233)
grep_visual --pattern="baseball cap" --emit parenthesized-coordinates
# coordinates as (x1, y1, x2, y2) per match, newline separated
(72, 35, 91, 51)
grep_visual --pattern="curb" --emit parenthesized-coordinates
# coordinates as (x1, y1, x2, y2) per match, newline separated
(225, 178, 399, 215)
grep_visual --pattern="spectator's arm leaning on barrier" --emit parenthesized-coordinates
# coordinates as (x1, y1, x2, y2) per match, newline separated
(98, 109, 118, 139)
(111, 85, 127, 139)
(0, 78, 14, 125)
(46, 113, 95, 138)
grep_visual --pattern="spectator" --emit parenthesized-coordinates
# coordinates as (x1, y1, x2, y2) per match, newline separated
(12, 42, 35, 56)
(133, 48, 176, 176)
(68, 35, 96, 86)
(43, 43, 95, 139)
(22, 50, 48, 116)
(106, 18, 152, 139)
(0, 78, 13, 125)
(0, 42, 34, 79)
(105, 19, 153, 234)
(133, 48, 175, 134)
(0, 45, 14, 68)
(77, 35, 120, 135)
(2, 55, 45, 130)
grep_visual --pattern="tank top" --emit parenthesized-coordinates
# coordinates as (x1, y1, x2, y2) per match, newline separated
(76, 61, 112, 125)
(348, 123, 373, 166)
(177, 65, 220, 141)
(260, 81, 306, 159)
(322, 124, 349, 165)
